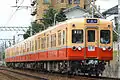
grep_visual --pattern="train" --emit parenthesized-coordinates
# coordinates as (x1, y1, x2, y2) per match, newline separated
(5, 18, 113, 76)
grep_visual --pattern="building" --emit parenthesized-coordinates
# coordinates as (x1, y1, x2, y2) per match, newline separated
(31, 0, 91, 23)
(63, 5, 88, 19)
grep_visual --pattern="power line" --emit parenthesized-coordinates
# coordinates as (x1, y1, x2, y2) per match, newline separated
(5, 0, 24, 25)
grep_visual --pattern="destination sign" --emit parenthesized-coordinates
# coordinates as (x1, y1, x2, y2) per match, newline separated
(86, 19, 98, 23)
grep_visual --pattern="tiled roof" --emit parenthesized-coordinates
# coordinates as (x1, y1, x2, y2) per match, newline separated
(102, 5, 118, 15)
(63, 5, 87, 13)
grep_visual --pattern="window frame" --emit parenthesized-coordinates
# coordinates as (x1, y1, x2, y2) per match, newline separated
(58, 31, 62, 45)
(88, 30, 95, 42)
(72, 29, 84, 43)
(100, 30, 111, 44)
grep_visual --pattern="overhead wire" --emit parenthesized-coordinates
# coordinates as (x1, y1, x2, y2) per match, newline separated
(87, 0, 119, 36)
(5, 0, 24, 25)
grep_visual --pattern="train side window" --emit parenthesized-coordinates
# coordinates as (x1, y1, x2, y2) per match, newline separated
(58, 32, 61, 45)
(44, 37, 46, 49)
(35, 40, 37, 50)
(100, 30, 110, 44)
(41, 38, 43, 49)
(49, 35, 51, 48)
(51, 35, 52, 47)
(30, 41, 31, 51)
(54, 34, 56, 46)
(25, 43, 26, 52)
(47, 35, 49, 48)
(51, 35, 53, 47)
(32, 41, 34, 51)
(72, 30, 83, 43)
(41, 37, 46, 49)
(20, 45, 22, 54)
(27, 42, 29, 52)
(38, 38, 40, 49)
(52, 34, 56, 47)
(88, 30, 95, 42)
(63, 30, 65, 45)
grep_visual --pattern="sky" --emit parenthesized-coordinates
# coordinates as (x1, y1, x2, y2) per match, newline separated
(0, 0, 32, 45)
(95, 0, 118, 12)
(0, 0, 118, 46)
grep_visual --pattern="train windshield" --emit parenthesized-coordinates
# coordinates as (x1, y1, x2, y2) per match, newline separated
(72, 30, 83, 43)
(88, 30, 95, 42)
(100, 30, 110, 44)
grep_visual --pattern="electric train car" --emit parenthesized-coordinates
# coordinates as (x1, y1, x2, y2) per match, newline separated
(5, 18, 113, 76)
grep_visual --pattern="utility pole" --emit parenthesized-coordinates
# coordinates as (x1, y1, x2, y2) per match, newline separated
(118, 0, 120, 60)
(91, 0, 95, 18)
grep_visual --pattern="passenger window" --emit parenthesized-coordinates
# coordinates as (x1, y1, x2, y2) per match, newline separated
(100, 30, 110, 44)
(49, 35, 51, 48)
(58, 32, 61, 45)
(41, 37, 46, 49)
(47, 35, 49, 48)
(63, 30, 65, 45)
(30, 41, 31, 51)
(72, 30, 83, 43)
(44, 37, 46, 48)
(88, 30, 95, 42)
(51, 34, 56, 47)
(52, 34, 56, 47)
(38, 38, 40, 49)
(35, 40, 37, 50)
(32, 41, 34, 51)
(41, 38, 44, 49)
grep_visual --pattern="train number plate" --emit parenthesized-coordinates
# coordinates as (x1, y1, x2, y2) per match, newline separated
(88, 46, 95, 51)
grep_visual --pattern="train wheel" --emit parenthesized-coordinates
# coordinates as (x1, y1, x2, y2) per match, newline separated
(88, 73, 91, 76)
(95, 72, 99, 77)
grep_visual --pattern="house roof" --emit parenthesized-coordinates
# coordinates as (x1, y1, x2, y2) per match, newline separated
(102, 5, 118, 15)
(63, 5, 87, 13)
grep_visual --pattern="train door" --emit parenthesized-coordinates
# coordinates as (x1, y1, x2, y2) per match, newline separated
(85, 27, 99, 58)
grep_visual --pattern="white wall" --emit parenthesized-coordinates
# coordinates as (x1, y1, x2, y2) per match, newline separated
(65, 9, 86, 19)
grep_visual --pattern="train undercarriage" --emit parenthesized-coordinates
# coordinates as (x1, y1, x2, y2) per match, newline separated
(6, 59, 107, 76)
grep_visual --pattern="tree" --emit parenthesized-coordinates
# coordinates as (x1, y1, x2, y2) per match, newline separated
(42, 6, 57, 28)
(23, 22, 44, 39)
(23, 7, 67, 39)
(42, 6, 67, 28)
(56, 9, 67, 22)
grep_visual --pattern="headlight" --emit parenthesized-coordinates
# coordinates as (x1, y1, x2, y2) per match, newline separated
(102, 47, 106, 51)
(72, 46, 76, 50)
(78, 46, 82, 50)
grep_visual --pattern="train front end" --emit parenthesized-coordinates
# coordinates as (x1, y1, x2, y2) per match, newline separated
(67, 18, 113, 76)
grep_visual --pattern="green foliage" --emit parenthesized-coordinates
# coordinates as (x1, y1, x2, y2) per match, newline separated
(23, 6, 67, 39)
(23, 22, 44, 39)
(23, 27, 31, 39)
(42, 7, 67, 28)
(42, 6, 57, 27)
(56, 10, 67, 22)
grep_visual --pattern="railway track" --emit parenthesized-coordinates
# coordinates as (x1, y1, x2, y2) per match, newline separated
(0, 67, 120, 80)
(0, 70, 20, 80)
(0, 67, 48, 80)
